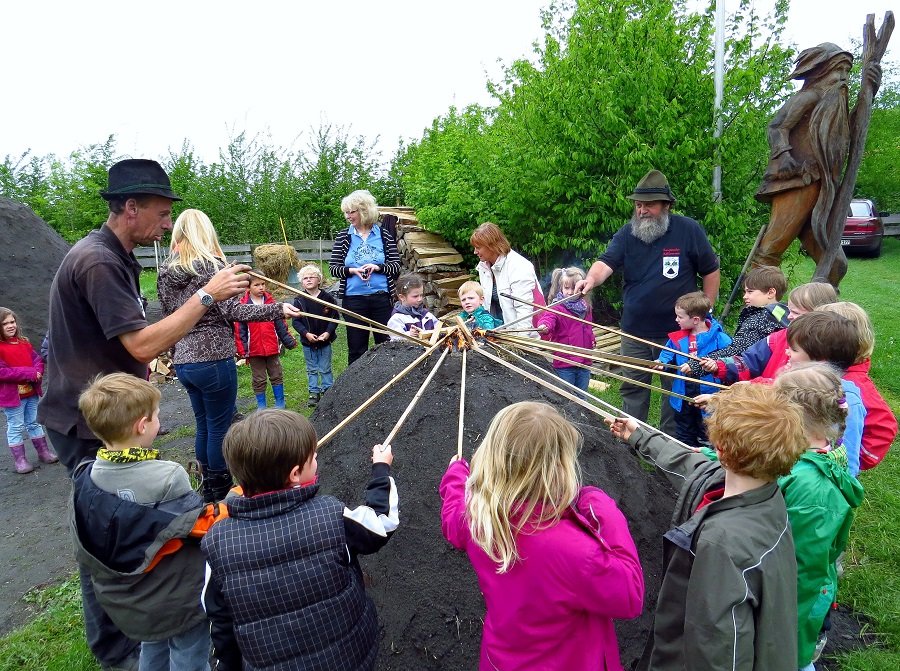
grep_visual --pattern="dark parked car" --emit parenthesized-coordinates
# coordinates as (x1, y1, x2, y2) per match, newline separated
(842, 198, 884, 257)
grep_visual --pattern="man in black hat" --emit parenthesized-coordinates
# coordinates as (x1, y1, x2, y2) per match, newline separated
(38, 158, 251, 670)
(576, 170, 720, 437)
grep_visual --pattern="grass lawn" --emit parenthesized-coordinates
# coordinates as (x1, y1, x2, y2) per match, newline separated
(3, 243, 899, 669)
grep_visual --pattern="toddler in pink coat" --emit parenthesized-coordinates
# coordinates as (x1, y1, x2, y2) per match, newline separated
(440, 401, 644, 670)
(536, 267, 596, 391)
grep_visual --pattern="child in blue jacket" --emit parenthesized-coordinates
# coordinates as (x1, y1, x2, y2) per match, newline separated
(656, 292, 731, 446)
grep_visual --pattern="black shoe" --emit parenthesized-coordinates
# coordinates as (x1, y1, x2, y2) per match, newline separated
(231, 410, 245, 424)
(307, 393, 320, 408)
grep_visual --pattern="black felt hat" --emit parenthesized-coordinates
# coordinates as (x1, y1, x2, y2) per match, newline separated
(100, 159, 182, 201)
(626, 169, 676, 203)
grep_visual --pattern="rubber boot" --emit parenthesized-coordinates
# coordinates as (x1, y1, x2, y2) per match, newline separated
(31, 436, 59, 464)
(9, 445, 34, 474)
(255, 392, 268, 410)
(207, 469, 234, 502)
(272, 384, 286, 409)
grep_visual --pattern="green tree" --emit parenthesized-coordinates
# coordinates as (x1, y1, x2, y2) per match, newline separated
(398, 0, 796, 300)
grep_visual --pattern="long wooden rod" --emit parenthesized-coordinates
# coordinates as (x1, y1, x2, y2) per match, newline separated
(457, 349, 467, 460)
(289, 310, 394, 338)
(507, 338, 696, 403)
(499, 292, 701, 361)
(493, 293, 572, 331)
(248, 270, 422, 346)
(485, 340, 694, 449)
(317, 336, 448, 448)
(491, 333, 728, 390)
(383, 348, 451, 446)
(473, 345, 616, 421)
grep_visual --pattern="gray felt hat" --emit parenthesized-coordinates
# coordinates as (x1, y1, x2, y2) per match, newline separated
(626, 170, 676, 203)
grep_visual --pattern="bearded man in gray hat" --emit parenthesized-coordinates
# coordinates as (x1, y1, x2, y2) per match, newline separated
(39, 158, 251, 671)
(576, 170, 720, 436)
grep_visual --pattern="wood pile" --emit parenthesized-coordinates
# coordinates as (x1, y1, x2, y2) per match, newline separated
(380, 207, 472, 316)
(594, 329, 621, 354)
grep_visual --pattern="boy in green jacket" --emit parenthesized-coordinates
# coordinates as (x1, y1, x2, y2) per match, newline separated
(609, 383, 808, 671)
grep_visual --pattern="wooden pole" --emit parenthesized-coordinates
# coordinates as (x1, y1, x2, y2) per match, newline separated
(500, 292, 702, 361)
(457, 349, 467, 460)
(291, 310, 394, 338)
(490, 333, 727, 390)
(279, 217, 290, 248)
(492, 331, 677, 369)
(720, 222, 767, 321)
(317, 337, 447, 448)
(383, 347, 451, 446)
(247, 270, 421, 346)
(473, 346, 617, 421)
(507, 338, 697, 403)
(494, 294, 572, 331)
(485, 340, 694, 448)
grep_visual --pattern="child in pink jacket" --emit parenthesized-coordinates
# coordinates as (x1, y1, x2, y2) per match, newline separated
(536, 267, 596, 391)
(440, 401, 644, 670)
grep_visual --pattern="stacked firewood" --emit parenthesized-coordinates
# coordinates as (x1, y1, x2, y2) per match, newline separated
(380, 207, 471, 316)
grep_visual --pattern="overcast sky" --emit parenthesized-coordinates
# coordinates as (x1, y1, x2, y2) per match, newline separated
(3, 1, 894, 166)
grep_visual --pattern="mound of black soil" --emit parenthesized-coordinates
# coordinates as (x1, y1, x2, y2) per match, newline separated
(312, 341, 678, 670)
(0, 198, 70, 339)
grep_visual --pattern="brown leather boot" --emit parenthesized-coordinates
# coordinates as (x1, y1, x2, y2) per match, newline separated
(9, 445, 34, 474)
(31, 436, 59, 464)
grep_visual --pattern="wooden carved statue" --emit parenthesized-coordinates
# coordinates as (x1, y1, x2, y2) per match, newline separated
(753, 12, 894, 288)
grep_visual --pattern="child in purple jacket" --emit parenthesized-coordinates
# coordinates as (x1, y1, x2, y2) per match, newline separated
(536, 267, 596, 391)
(440, 401, 644, 670)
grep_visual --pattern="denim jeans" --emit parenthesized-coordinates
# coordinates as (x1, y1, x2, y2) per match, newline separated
(3, 395, 43, 446)
(302, 345, 334, 394)
(556, 366, 591, 392)
(175, 359, 238, 471)
(139, 620, 211, 671)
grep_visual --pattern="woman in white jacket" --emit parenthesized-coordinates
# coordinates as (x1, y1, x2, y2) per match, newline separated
(470, 222, 541, 331)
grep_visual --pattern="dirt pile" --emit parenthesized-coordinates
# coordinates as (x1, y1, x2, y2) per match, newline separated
(0, 198, 70, 339)
(312, 340, 678, 670)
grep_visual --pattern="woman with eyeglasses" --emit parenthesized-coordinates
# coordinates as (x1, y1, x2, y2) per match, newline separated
(329, 190, 402, 364)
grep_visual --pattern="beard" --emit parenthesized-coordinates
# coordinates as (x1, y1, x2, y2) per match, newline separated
(630, 211, 670, 244)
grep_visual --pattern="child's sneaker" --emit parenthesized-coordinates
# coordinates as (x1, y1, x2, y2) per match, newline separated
(811, 633, 827, 662)
(307, 393, 320, 408)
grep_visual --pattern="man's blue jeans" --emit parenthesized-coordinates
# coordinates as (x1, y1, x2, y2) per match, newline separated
(175, 358, 237, 471)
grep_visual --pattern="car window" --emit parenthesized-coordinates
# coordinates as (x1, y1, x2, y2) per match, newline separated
(849, 202, 871, 217)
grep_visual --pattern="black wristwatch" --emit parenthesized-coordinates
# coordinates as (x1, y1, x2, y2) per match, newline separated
(196, 288, 215, 307)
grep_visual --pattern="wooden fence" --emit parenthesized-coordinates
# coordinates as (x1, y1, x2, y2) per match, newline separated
(135, 240, 334, 270)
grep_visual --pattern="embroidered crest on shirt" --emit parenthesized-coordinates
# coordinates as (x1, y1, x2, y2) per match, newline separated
(662, 248, 680, 279)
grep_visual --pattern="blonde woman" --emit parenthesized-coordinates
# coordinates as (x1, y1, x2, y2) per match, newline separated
(157, 209, 300, 501)
(440, 401, 643, 670)
(329, 189, 401, 364)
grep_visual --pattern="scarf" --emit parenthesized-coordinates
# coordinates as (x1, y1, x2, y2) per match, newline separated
(554, 292, 588, 319)
(96, 447, 159, 463)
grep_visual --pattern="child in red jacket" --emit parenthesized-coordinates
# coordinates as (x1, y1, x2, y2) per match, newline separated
(236, 278, 297, 409)
(817, 301, 898, 470)
(0, 307, 58, 472)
